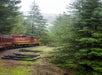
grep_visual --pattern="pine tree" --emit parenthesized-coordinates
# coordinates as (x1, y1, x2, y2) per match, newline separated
(49, 14, 74, 46)
(72, 0, 102, 74)
(50, 13, 78, 69)
(11, 15, 27, 34)
(26, 1, 48, 44)
(0, 0, 21, 34)
(51, 0, 102, 74)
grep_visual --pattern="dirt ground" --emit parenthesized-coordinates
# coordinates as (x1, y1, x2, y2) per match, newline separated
(0, 46, 74, 75)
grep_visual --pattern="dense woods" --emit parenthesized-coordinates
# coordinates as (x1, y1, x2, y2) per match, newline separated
(0, 0, 21, 34)
(0, 0, 102, 75)
(50, 0, 102, 75)
(25, 1, 48, 44)
(0, 0, 48, 44)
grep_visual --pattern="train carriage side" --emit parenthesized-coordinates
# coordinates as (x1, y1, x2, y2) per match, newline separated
(33, 37, 40, 46)
(0, 35, 13, 49)
(0, 35, 4, 49)
(11, 34, 34, 47)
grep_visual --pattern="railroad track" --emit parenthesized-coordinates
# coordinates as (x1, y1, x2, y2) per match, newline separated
(0, 48, 41, 61)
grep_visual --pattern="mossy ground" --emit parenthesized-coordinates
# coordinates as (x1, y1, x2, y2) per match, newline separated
(0, 46, 54, 75)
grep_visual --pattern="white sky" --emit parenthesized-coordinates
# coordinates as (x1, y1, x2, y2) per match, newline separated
(20, 0, 73, 14)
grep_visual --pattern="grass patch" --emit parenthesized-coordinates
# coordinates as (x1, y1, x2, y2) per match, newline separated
(0, 66, 30, 75)
(19, 46, 55, 65)
(10, 66, 30, 75)
(0, 61, 4, 65)
(28, 46, 55, 56)
(0, 46, 55, 75)
(28, 46, 54, 52)
(19, 58, 42, 65)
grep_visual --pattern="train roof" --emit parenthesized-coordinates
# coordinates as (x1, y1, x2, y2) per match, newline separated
(0, 34, 38, 38)
(10, 34, 37, 38)
(0, 34, 10, 36)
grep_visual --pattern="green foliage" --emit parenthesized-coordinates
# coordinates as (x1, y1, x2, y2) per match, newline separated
(0, 0, 21, 34)
(11, 15, 27, 34)
(50, 13, 78, 71)
(0, 65, 29, 75)
(49, 13, 75, 46)
(25, 1, 48, 44)
(73, 0, 102, 74)
(50, 0, 102, 75)
(74, 0, 102, 74)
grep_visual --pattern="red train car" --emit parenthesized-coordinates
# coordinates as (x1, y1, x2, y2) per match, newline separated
(0, 34, 40, 49)
(11, 34, 40, 47)
(33, 38, 40, 46)
(11, 34, 32, 47)
(0, 35, 13, 49)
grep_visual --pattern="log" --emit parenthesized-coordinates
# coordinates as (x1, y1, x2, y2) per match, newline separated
(13, 53, 39, 57)
(33, 56, 41, 60)
(19, 49, 42, 53)
(1, 54, 41, 61)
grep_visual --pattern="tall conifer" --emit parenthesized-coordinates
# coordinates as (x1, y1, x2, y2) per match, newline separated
(26, 1, 47, 44)
(51, 0, 102, 74)
(74, 0, 102, 74)
(0, 0, 21, 34)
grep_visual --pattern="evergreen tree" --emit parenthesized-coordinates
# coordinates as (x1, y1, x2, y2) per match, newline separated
(11, 15, 27, 34)
(50, 13, 78, 69)
(51, 0, 102, 75)
(73, 0, 102, 74)
(26, 1, 48, 44)
(0, 0, 21, 34)
(49, 14, 74, 46)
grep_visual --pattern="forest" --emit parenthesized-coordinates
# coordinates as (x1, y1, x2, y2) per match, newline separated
(0, 0, 102, 75)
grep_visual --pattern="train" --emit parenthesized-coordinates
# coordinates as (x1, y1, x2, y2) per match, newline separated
(0, 34, 40, 49)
